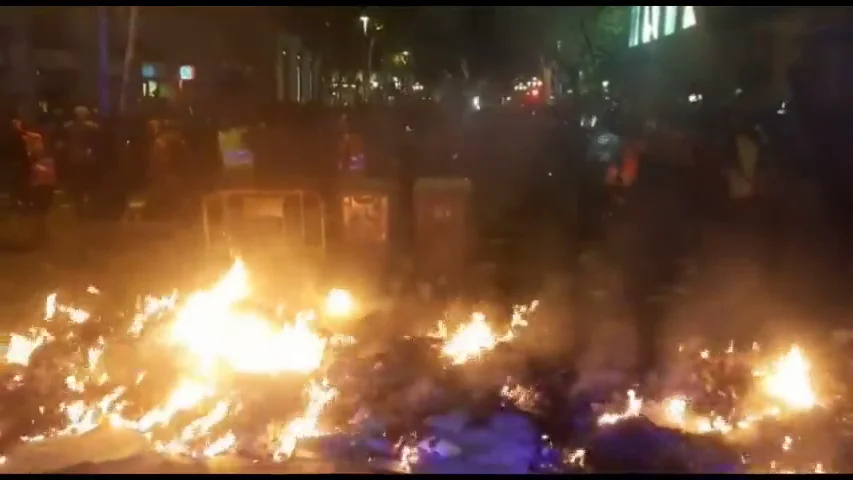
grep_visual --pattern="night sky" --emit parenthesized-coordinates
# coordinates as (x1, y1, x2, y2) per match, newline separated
(283, 7, 543, 83)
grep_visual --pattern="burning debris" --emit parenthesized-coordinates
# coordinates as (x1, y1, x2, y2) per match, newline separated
(0, 259, 846, 473)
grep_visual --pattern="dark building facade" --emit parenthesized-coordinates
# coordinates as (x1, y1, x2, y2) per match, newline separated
(0, 7, 320, 120)
(617, 7, 851, 115)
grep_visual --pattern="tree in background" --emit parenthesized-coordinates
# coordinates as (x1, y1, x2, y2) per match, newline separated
(501, 7, 629, 97)
(404, 7, 477, 87)
(279, 7, 365, 75)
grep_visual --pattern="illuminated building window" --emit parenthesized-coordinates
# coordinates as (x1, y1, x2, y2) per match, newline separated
(142, 80, 160, 98)
(629, 6, 642, 47)
(650, 7, 661, 40)
(641, 6, 659, 44)
(682, 6, 697, 29)
(663, 6, 678, 36)
(629, 6, 697, 47)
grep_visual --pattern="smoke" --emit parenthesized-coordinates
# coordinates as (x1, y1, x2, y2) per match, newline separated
(566, 185, 838, 392)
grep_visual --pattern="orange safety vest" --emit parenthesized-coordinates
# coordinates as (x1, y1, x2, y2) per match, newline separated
(605, 139, 643, 187)
(620, 140, 643, 187)
(23, 131, 56, 186)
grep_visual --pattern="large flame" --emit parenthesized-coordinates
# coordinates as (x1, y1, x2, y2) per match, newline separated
(170, 259, 326, 375)
(758, 345, 816, 411)
(4, 259, 333, 461)
(323, 288, 355, 319)
(595, 344, 824, 473)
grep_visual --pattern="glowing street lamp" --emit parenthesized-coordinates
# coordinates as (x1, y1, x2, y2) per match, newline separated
(359, 14, 375, 102)
(359, 15, 370, 36)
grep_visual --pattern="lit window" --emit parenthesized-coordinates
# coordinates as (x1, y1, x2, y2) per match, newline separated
(650, 6, 661, 40)
(641, 7, 658, 44)
(629, 6, 642, 47)
(682, 6, 697, 29)
(663, 6, 678, 36)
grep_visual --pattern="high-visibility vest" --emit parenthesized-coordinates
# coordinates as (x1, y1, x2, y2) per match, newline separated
(606, 140, 643, 187)
(22, 131, 55, 186)
(620, 142, 642, 187)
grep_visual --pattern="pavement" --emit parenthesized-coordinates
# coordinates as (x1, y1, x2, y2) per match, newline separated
(0, 206, 206, 333)
(56, 456, 382, 474)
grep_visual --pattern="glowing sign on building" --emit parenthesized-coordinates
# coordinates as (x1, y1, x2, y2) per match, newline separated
(179, 65, 196, 81)
(629, 6, 697, 47)
(141, 63, 158, 79)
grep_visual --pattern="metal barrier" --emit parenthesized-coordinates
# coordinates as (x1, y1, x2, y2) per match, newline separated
(201, 189, 326, 256)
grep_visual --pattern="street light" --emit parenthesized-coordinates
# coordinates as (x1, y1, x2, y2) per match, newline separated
(359, 14, 374, 102)
(359, 15, 369, 36)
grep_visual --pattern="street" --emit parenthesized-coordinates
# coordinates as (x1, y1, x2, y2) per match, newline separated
(0, 211, 204, 333)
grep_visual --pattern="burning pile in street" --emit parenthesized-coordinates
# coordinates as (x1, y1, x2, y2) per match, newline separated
(0, 259, 848, 473)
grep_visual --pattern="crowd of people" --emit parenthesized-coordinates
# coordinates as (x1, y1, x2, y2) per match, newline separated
(0, 106, 225, 239)
(571, 102, 843, 374)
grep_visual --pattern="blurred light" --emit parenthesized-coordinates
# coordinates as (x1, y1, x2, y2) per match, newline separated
(141, 63, 157, 79)
(324, 289, 355, 319)
(688, 93, 702, 103)
(580, 114, 599, 128)
(472, 95, 481, 111)
(142, 79, 159, 98)
(530, 88, 540, 97)
(777, 101, 788, 115)
(179, 65, 195, 81)
(359, 15, 370, 35)
(682, 6, 697, 28)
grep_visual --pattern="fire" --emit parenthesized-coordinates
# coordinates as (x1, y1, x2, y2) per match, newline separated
(3, 258, 333, 464)
(1, 258, 538, 472)
(597, 389, 643, 425)
(323, 288, 355, 319)
(170, 260, 326, 375)
(595, 344, 824, 473)
(756, 345, 816, 410)
(439, 312, 509, 364)
(434, 302, 536, 365)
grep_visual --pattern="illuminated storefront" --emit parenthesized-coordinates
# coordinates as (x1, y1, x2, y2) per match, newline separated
(628, 6, 697, 47)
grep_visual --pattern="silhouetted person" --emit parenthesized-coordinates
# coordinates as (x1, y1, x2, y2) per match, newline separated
(2, 117, 30, 210)
(61, 106, 100, 219)
(15, 118, 55, 243)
